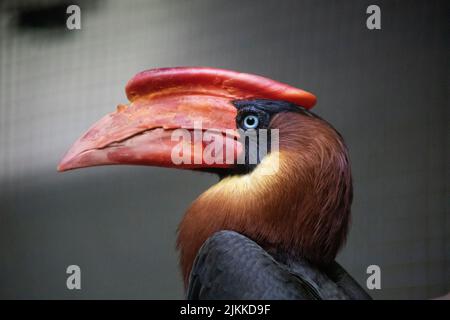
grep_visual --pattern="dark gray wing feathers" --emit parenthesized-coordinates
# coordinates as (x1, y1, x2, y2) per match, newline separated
(187, 230, 371, 300)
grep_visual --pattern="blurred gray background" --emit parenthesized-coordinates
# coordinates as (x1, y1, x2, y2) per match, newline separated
(0, 0, 448, 299)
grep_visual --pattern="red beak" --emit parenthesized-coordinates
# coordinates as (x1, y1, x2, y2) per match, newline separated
(57, 67, 316, 172)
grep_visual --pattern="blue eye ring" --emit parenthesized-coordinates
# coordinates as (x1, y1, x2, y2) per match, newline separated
(243, 115, 259, 129)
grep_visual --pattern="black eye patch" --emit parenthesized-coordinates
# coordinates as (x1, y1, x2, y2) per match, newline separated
(232, 99, 317, 124)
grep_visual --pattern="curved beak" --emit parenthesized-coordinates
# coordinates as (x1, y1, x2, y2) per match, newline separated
(57, 67, 316, 172)
(57, 94, 240, 172)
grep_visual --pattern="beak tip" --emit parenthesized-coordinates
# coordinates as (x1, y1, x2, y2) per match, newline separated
(57, 152, 77, 172)
(57, 141, 88, 172)
(57, 159, 69, 172)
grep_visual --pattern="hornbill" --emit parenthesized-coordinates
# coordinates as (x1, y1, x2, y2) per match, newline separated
(58, 67, 371, 300)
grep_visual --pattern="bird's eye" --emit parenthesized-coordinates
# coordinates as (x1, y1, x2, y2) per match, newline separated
(242, 115, 259, 130)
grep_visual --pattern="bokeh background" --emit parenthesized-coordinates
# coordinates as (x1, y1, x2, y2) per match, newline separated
(0, 0, 448, 299)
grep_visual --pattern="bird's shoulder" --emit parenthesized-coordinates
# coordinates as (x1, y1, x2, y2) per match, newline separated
(187, 230, 371, 300)
(187, 230, 318, 299)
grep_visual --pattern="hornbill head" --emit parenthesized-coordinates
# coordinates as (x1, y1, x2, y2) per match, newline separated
(58, 67, 352, 286)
